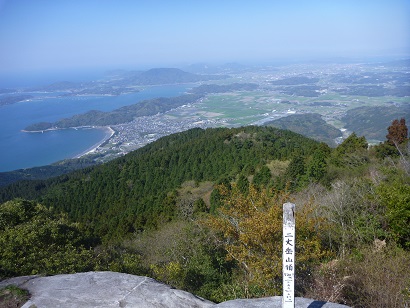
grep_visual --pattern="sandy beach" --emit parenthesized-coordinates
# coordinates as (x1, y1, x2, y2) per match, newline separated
(74, 126, 115, 158)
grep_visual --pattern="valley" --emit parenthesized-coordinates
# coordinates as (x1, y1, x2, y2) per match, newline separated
(79, 60, 410, 162)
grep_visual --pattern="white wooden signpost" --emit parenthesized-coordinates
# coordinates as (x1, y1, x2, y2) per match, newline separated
(283, 202, 295, 308)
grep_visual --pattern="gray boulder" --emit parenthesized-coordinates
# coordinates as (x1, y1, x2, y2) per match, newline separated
(0, 272, 213, 308)
(0, 271, 350, 308)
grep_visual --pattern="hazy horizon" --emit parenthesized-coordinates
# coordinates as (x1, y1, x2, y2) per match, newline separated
(0, 0, 409, 80)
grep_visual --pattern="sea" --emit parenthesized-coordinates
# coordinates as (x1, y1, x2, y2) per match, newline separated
(0, 80, 193, 172)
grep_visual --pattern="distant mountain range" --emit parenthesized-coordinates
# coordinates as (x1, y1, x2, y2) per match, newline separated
(125, 68, 228, 85)
(29, 68, 228, 92)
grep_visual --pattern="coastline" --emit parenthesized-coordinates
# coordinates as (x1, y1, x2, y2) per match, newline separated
(22, 127, 59, 133)
(74, 126, 115, 158)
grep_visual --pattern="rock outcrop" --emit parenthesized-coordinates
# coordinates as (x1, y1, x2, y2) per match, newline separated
(0, 271, 350, 308)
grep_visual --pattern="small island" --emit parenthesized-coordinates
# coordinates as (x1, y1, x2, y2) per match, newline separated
(0, 95, 33, 106)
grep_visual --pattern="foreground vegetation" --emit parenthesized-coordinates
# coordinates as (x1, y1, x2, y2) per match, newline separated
(0, 285, 30, 307)
(0, 121, 409, 307)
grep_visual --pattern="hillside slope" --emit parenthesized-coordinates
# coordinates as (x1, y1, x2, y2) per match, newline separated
(0, 126, 320, 240)
(342, 105, 410, 141)
(265, 113, 342, 146)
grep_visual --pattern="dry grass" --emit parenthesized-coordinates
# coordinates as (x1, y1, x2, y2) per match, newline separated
(307, 244, 410, 308)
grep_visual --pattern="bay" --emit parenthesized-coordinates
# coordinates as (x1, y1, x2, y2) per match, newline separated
(0, 84, 192, 172)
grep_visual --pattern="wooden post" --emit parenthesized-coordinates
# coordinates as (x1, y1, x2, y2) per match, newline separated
(283, 202, 295, 308)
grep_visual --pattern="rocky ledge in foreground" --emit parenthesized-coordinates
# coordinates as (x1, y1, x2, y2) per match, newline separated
(0, 271, 350, 308)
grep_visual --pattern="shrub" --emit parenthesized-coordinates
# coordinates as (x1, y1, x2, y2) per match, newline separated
(307, 244, 410, 307)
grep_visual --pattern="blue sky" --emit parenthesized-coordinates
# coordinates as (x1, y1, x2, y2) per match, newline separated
(0, 0, 409, 75)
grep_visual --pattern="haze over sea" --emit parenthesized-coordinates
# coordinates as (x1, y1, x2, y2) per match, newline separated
(0, 76, 191, 172)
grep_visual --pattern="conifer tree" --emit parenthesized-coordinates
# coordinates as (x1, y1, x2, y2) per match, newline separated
(306, 149, 327, 182)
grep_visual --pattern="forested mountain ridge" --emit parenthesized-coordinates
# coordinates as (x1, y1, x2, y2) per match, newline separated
(0, 156, 99, 187)
(265, 113, 342, 146)
(342, 105, 410, 141)
(24, 94, 203, 131)
(0, 126, 320, 239)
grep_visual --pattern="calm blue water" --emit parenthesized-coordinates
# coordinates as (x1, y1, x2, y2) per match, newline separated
(0, 84, 192, 172)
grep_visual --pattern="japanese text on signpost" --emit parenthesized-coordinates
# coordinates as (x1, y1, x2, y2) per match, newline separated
(283, 202, 295, 308)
